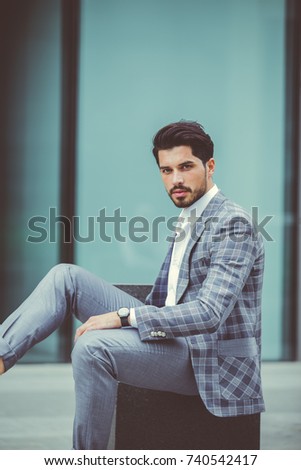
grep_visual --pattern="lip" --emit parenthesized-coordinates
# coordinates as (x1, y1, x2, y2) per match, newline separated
(172, 190, 188, 197)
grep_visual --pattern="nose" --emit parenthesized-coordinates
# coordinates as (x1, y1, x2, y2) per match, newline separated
(172, 170, 184, 185)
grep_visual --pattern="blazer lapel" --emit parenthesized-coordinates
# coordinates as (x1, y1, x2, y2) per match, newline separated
(145, 239, 174, 307)
(175, 191, 226, 304)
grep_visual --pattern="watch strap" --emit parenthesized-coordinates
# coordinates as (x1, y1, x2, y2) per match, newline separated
(120, 315, 130, 327)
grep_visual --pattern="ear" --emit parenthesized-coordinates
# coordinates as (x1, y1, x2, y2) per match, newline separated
(207, 158, 215, 175)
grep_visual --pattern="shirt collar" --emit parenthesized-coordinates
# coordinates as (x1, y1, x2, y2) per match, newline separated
(180, 184, 219, 223)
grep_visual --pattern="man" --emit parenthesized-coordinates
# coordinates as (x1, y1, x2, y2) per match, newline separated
(0, 121, 265, 449)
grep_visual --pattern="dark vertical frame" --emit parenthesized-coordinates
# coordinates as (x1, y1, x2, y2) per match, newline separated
(58, 0, 80, 361)
(0, 2, 33, 318)
(282, 0, 301, 360)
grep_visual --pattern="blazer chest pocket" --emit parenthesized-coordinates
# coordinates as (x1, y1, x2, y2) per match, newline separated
(217, 338, 261, 401)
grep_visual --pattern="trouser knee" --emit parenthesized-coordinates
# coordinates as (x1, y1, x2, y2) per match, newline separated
(71, 334, 92, 370)
(46, 263, 74, 283)
(45, 263, 83, 299)
(71, 333, 116, 380)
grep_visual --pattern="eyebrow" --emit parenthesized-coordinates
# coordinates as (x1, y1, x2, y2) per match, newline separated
(179, 160, 195, 166)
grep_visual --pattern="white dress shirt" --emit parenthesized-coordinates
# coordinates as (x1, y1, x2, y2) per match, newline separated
(165, 184, 219, 306)
(130, 185, 219, 326)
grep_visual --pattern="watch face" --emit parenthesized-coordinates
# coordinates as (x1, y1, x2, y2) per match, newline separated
(118, 307, 130, 318)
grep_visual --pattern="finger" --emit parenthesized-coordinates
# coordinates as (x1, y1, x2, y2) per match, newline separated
(75, 317, 98, 341)
(74, 324, 88, 342)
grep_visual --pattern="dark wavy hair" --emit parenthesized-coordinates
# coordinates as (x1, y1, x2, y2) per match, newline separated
(152, 120, 214, 165)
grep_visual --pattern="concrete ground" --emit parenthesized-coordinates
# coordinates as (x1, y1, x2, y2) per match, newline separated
(0, 361, 300, 450)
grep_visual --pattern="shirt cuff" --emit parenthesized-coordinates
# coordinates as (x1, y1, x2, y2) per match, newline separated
(129, 308, 137, 328)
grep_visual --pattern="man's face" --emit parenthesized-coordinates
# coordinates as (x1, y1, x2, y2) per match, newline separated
(158, 145, 215, 208)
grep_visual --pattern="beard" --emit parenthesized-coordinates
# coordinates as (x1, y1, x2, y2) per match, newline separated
(168, 183, 207, 208)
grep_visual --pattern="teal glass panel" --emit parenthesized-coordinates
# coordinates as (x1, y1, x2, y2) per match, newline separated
(0, 0, 61, 362)
(76, 0, 285, 359)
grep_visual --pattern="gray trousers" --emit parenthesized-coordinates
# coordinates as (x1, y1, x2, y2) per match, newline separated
(0, 264, 198, 449)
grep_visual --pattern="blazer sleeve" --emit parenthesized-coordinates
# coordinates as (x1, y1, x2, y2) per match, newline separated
(134, 213, 263, 341)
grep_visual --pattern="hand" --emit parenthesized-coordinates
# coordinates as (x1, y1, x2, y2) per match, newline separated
(74, 311, 121, 342)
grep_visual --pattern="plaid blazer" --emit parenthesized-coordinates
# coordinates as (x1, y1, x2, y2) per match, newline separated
(135, 191, 265, 417)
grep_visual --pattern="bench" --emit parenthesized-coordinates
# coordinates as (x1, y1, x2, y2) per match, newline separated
(115, 285, 260, 450)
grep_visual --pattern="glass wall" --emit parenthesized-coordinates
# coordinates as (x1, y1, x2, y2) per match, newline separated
(0, 0, 62, 361)
(76, 0, 286, 360)
(0, 0, 290, 363)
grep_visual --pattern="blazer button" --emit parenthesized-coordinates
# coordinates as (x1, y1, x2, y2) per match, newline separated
(150, 331, 156, 337)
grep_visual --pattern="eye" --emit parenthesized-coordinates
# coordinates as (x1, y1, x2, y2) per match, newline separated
(161, 168, 172, 174)
(181, 164, 193, 170)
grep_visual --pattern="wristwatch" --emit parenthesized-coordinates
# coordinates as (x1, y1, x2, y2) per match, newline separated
(117, 307, 131, 327)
